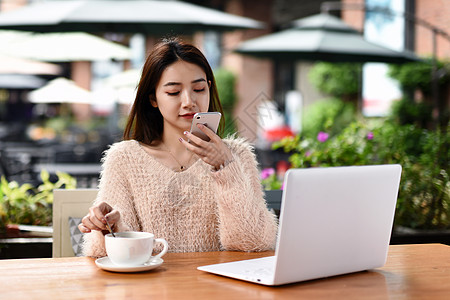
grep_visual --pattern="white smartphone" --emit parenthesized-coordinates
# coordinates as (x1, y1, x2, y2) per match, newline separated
(189, 112, 222, 142)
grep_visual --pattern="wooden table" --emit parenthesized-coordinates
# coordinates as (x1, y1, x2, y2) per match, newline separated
(0, 244, 449, 299)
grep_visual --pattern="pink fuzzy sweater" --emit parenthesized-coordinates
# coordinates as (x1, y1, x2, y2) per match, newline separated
(82, 138, 278, 257)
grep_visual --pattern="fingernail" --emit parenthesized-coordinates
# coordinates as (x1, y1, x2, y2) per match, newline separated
(179, 137, 184, 142)
(102, 217, 107, 223)
(197, 123, 204, 128)
(184, 131, 189, 135)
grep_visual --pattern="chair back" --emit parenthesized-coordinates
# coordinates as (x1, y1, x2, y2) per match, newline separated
(52, 189, 98, 257)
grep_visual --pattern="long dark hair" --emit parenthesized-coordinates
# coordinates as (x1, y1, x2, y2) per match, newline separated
(123, 39, 224, 144)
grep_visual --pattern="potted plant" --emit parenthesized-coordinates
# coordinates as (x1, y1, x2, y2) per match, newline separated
(0, 170, 76, 258)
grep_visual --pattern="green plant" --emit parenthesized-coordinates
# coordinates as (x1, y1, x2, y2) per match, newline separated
(260, 168, 283, 190)
(388, 59, 450, 127)
(388, 58, 450, 95)
(214, 68, 238, 137)
(302, 98, 356, 139)
(273, 120, 449, 230)
(389, 125, 449, 229)
(389, 97, 433, 128)
(275, 120, 377, 168)
(0, 170, 76, 229)
(308, 62, 362, 100)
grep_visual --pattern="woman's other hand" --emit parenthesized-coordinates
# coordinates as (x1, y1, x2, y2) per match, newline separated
(78, 202, 120, 234)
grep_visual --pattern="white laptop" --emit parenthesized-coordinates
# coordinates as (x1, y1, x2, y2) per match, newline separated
(198, 164, 402, 286)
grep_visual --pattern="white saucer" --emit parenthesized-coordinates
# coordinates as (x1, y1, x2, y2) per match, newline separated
(95, 257, 164, 273)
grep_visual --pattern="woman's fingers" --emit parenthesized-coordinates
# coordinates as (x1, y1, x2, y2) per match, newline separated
(89, 206, 107, 230)
(194, 123, 219, 141)
(81, 214, 103, 232)
(184, 129, 207, 148)
(105, 209, 120, 226)
(78, 222, 91, 233)
(79, 202, 119, 233)
(182, 131, 215, 158)
(181, 127, 232, 169)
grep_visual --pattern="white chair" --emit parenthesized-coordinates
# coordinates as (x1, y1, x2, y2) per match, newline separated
(52, 189, 98, 257)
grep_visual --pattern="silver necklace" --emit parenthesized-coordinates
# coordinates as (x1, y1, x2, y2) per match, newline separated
(161, 141, 193, 171)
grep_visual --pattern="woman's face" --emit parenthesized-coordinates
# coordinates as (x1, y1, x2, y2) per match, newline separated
(153, 60, 210, 134)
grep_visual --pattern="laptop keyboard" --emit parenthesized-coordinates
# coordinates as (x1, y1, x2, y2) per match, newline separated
(244, 267, 273, 277)
(241, 256, 275, 277)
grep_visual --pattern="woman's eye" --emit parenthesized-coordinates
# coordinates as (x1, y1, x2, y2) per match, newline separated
(167, 91, 180, 96)
(194, 88, 205, 93)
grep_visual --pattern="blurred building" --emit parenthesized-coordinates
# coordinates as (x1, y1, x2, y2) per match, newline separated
(341, 0, 450, 117)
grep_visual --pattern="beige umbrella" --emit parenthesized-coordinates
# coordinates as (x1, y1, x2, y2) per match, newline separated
(103, 68, 141, 89)
(0, 31, 131, 62)
(0, 53, 62, 75)
(28, 77, 94, 104)
(99, 68, 141, 105)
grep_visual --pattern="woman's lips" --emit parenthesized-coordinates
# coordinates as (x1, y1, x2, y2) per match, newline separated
(180, 113, 196, 119)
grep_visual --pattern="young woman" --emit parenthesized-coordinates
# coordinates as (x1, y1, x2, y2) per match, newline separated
(79, 39, 278, 256)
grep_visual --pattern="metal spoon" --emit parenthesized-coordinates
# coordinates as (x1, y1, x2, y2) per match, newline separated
(105, 218, 115, 237)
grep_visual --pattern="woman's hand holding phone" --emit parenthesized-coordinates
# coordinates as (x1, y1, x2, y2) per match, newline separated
(180, 113, 232, 171)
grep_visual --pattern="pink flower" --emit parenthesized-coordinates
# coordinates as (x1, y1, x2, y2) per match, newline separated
(317, 131, 329, 142)
(305, 151, 312, 157)
(367, 132, 374, 140)
(261, 168, 275, 180)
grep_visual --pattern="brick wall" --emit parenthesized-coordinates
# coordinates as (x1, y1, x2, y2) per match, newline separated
(221, 0, 274, 142)
(340, 0, 450, 59)
(341, 0, 366, 32)
(0, 0, 27, 12)
(415, 0, 450, 59)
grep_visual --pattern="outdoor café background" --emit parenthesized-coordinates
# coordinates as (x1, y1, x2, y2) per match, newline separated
(0, 0, 449, 239)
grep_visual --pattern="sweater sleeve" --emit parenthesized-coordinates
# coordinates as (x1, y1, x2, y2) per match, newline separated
(211, 138, 278, 252)
(82, 142, 140, 258)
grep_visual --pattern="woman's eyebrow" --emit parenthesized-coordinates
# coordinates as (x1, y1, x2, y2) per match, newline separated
(163, 82, 180, 87)
(192, 78, 206, 84)
(163, 78, 206, 87)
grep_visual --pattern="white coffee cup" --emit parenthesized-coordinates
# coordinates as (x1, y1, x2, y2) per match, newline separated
(105, 231, 169, 267)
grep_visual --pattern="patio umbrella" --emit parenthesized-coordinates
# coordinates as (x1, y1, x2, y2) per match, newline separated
(0, 0, 263, 34)
(28, 77, 94, 104)
(83, 69, 141, 105)
(0, 31, 131, 62)
(0, 54, 62, 75)
(101, 68, 141, 104)
(234, 13, 419, 64)
(103, 68, 141, 88)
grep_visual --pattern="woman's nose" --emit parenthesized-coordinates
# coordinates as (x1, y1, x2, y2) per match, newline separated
(181, 90, 195, 107)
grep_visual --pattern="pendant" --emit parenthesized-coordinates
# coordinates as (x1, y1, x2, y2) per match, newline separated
(180, 166, 184, 170)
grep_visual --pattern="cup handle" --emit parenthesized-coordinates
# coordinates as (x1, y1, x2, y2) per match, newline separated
(152, 238, 169, 260)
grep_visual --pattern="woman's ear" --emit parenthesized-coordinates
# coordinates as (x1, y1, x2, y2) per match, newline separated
(149, 95, 158, 108)
(208, 80, 211, 88)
